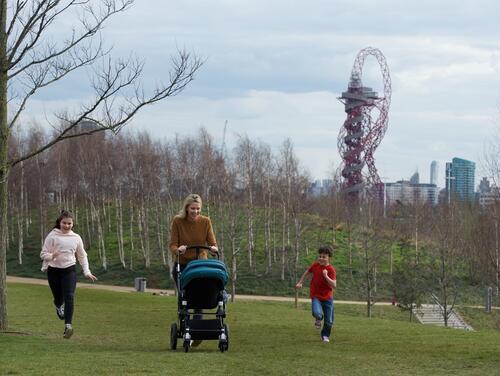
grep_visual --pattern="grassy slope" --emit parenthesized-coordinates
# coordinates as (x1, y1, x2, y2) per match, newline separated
(1, 283, 499, 375)
(4, 210, 413, 301)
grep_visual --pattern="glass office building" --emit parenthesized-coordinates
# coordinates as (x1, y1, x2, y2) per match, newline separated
(446, 158, 475, 202)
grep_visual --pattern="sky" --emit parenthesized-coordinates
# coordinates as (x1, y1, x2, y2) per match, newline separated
(18, 0, 500, 187)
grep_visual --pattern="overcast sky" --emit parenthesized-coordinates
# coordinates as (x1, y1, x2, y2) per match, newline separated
(20, 0, 500, 187)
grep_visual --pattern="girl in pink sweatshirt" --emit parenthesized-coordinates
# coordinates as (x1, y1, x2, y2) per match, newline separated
(40, 210, 97, 339)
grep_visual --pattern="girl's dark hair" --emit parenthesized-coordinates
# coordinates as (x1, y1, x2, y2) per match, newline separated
(54, 210, 74, 229)
(318, 245, 333, 257)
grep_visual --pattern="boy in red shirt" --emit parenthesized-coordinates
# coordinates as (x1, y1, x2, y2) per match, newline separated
(296, 245, 337, 343)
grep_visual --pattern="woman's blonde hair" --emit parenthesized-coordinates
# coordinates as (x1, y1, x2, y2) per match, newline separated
(177, 193, 202, 219)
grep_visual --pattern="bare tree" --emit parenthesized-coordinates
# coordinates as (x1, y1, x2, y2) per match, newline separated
(355, 199, 386, 318)
(392, 246, 426, 321)
(426, 204, 462, 327)
(234, 135, 259, 271)
(0, 0, 202, 330)
(481, 126, 500, 295)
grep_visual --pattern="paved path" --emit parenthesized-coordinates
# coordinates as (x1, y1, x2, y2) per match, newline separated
(8, 276, 498, 309)
(6, 275, 377, 305)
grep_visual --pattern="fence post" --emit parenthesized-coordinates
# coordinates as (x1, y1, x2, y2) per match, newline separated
(485, 287, 493, 313)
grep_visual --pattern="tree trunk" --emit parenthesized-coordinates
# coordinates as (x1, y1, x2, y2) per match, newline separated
(138, 203, 150, 268)
(37, 155, 47, 248)
(272, 208, 277, 263)
(129, 202, 135, 270)
(264, 200, 271, 273)
(247, 188, 254, 270)
(293, 217, 301, 281)
(347, 224, 353, 279)
(281, 203, 286, 281)
(156, 199, 166, 266)
(217, 199, 225, 262)
(262, 177, 272, 272)
(85, 205, 92, 250)
(17, 161, 24, 264)
(115, 193, 125, 268)
(17, 209, 23, 265)
(229, 213, 238, 303)
(495, 215, 499, 297)
(365, 247, 373, 318)
(91, 202, 107, 270)
(0, 169, 7, 331)
(0, 0, 9, 329)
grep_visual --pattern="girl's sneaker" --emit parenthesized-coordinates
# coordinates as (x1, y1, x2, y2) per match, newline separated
(56, 304, 65, 320)
(314, 319, 322, 329)
(321, 336, 330, 343)
(63, 324, 73, 339)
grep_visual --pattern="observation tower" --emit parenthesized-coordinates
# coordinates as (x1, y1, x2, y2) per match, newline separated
(337, 47, 391, 202)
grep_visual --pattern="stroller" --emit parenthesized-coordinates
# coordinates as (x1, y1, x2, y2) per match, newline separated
(170, 246, 230, 352)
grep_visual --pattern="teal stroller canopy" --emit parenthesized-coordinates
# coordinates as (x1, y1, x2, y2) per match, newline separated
(180, 259, 229, 289)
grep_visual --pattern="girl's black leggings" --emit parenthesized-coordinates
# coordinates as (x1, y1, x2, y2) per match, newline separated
(47, 265, 77, 324)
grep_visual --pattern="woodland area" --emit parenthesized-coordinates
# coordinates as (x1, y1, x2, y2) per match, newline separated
(5, 126, 500, 320)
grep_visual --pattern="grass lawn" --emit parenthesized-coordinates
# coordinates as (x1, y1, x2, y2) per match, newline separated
(1, 283, 499, 375)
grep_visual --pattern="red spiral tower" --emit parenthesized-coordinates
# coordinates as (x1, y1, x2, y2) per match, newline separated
(338, 47, 391, 201)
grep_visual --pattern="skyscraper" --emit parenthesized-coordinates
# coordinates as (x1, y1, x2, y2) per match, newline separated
(430, 161, 438, 186)
(446, 158, 476, 202)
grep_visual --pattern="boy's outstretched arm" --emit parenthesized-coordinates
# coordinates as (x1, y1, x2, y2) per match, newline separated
(295, 269, 311, 289)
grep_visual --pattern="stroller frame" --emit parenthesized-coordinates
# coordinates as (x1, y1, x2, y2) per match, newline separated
(170, 245, 229, 353)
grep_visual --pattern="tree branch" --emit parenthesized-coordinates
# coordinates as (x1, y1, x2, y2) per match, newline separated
(9, 49, 203, 167)
(7, 0, 132, 78)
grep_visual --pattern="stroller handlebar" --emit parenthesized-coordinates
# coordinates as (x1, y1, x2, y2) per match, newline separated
(185, 245, 220, 260)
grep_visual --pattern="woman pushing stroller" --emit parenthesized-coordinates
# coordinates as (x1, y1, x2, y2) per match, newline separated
(169, 193, 219, 347)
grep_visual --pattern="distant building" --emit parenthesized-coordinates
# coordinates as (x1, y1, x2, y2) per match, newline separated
(478, 177, 499, 208)
(310, 179, 334, 196)
(430, 161, 438, 186)
(385, 180, 438, 207)
(445, 157, 475, 202)
(478, 177, 491, 194)
(409, 171, 419, 184)
(479, 189, 500, 208)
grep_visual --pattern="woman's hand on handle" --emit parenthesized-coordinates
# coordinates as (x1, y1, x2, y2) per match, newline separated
(209, 246, 219, 256)
(177, 245, 187, 255)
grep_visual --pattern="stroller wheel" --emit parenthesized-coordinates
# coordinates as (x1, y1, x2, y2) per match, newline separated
(218, 340, 228, 353)
(183, 340, 190, 353)
(224, 323, 230, 348)
(170, 323, 178, 350)
(219, 323, 229, 353)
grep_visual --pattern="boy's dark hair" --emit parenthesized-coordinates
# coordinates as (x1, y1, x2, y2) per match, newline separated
(318, 245, 333, 257)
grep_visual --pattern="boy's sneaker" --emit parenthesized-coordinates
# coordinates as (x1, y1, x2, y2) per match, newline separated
(63, 324, 73, 339)
(314, 319, 322, 329)
(321, 336, 330, 343)
(56, 304, 65, 320)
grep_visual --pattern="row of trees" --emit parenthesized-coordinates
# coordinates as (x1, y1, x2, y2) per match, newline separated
(6, 125, 500, 316)
(7, 126, 313, 283)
